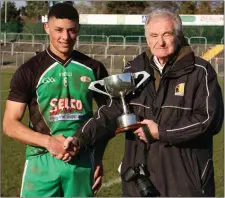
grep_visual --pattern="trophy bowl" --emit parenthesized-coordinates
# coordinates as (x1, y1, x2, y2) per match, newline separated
(104, 73, 135, 98)
(88, 71, 150, 134)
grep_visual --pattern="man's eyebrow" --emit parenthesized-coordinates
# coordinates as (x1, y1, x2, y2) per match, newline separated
(149, 32, 158, 35)
(54, 26, 77, 29)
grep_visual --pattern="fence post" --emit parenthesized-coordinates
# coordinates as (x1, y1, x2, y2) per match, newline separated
(110, 55, 113, 75)
(32, 34, 34, 47)
(11, 43, 14, 55)
(1, 52, 3, 66)
(106, 36, 109, 48)
(91, 35, 94, 49)
(105, 46, 107, 59)
(16, 52, 18, 67)
(4, 32, 6, 46)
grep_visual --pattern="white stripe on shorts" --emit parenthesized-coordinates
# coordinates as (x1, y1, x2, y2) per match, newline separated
(20, 160, 29, 197)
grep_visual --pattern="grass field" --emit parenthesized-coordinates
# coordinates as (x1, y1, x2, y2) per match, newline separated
(0, 67, 224, 197)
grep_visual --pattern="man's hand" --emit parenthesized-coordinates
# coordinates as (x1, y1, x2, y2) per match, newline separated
(92, 163, 103, 195)
(45, 134, 71, 161)
(134, 119, 159, 143)
(63, 136, 80, 157)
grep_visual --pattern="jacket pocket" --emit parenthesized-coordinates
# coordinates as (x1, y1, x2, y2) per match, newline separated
(200, 158, 213, 187)
(181, 149, 202, 189)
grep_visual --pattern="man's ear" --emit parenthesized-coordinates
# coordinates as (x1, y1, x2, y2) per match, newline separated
(44, 22, 49, 34)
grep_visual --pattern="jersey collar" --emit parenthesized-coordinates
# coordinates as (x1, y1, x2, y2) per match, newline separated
(46, 47, 73, 67)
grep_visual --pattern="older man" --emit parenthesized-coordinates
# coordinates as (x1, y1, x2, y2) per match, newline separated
(65, 7, 224, 197)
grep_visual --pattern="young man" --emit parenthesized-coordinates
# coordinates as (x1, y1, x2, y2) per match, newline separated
(3, 3, 108, 197)
(64, 7, 224, 197)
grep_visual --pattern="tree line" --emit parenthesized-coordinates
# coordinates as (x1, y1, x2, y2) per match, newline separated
(1, 1, 224, 24)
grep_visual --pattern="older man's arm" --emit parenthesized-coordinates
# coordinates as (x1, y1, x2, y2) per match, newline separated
(135, 64, 224, 145)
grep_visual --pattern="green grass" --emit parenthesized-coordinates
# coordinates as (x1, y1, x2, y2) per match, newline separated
(0, 68, 224, 197)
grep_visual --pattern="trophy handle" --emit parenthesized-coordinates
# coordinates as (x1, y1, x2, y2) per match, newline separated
(88, 80, 111, 97)
(133, 71, 150, 89)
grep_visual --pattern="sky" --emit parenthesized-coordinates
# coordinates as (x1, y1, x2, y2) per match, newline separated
(12, 0, 26, 8)
(11, 0, 87, 8)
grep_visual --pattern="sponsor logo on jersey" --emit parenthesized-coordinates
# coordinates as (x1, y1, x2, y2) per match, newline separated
(59, 72, 72, 77)
(49, 113, 83, 122)
(49, 98, 83, 115)
(175, 83, 185, 96)
(80, 76, 91, 83)
(42, 77, 55, 84)
(49, 98, 84, 122)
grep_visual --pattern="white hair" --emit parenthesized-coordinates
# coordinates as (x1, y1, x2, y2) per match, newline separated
(144, 7, 183, 38)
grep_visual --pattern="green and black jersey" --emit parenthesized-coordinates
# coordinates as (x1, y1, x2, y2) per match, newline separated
(8, 49, 108, 159)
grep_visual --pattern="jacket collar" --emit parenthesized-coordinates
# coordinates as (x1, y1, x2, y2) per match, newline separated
(146, 45, 195, 78)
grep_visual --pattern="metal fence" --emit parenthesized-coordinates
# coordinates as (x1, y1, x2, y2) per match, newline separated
(1, 51, 223, 77)
(1, 32, 223, 47)
(0, 51, 36, 67)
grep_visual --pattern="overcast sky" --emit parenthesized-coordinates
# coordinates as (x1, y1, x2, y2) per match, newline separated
(13, 0, 26, 8)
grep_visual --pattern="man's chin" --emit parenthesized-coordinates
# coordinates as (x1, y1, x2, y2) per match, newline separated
(59, 48, 73, 54)
(154, 53, 171, 59)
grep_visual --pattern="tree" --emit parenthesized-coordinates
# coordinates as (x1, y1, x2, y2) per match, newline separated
(196, 2, 212, 14)
(74, 1, 92, 14)
(89, 2, 107, 14)
(213, 1, 224, 14)
(105, 2, 148, 14)
(26, 1, 50, 21)
(144, 1, 179, 13)
(1, 1, 20, 22)
(179, 1, 197, 14)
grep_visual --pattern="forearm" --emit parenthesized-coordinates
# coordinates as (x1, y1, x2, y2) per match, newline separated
(3, 119, 50, 148)
(76, 100, 122, 148)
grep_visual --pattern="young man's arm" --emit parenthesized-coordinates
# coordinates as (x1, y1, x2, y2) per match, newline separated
(3, 100, 68, 159)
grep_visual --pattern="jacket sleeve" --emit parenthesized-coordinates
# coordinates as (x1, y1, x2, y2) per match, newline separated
(159, 64, 224, 144)
(91, 62, 116, 164)
(76, 61, 135, 150)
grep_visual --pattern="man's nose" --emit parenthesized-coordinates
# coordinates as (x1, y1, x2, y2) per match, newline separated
(62, 31, 70, 40)
(158, 36, 165, 46)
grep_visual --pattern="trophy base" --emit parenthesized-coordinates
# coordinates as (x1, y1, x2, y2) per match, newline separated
(115, 122, 146, 134)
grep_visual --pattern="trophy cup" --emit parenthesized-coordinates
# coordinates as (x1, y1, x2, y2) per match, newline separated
(88, 71, 150, 134)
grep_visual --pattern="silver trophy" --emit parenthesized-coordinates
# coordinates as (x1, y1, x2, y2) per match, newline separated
(89, 71, 150, 134)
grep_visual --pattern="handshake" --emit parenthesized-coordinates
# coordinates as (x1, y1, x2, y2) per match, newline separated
(45, 134, 81, 162)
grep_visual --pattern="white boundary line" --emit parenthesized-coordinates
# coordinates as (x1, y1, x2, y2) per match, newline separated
(102, 177, 121, 188)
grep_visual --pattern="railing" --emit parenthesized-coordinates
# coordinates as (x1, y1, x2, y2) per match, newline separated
(189, 36, 207, 50)
(209, 57, 224, 77)
(1, 51, 223, 77)
(124, 36, 146, 46)
(33, 33, 49, 44)
(107, 35, 126, 48)
(184, 36, 190, 44)
(1, 51, 36, 67)
(4, 33, 34, 46)
(107, 44, 141, 55)
(74, 44, 107, 58)
(1, 32, 224, 49)
(77, 35, 107, 48)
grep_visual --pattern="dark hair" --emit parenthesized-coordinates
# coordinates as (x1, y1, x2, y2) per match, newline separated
(48, 3, 79, 22)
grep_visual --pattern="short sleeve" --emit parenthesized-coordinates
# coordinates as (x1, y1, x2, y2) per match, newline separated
(8, 65, 34, 103)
